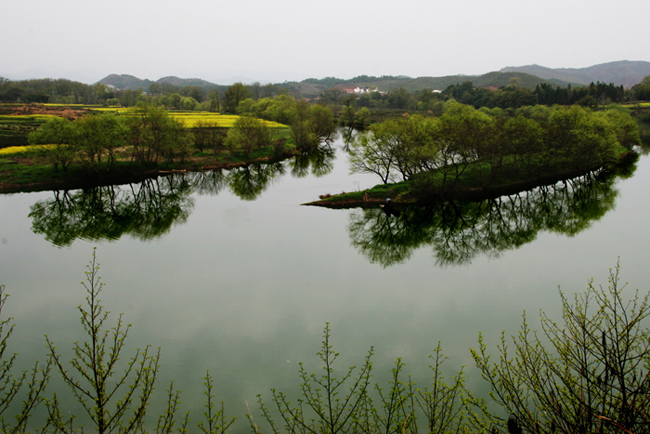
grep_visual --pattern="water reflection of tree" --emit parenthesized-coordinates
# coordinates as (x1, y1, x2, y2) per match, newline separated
(228, 162, 286, 201)
(349, 171, 620, 268)
(29, 144, 337, 245)
(29, 177, 194, 247)
(289, 144, 336, 178)
(186, 169, 229, 196)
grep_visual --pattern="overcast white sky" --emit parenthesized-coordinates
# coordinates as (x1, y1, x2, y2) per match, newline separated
(1, 0, 649, 84)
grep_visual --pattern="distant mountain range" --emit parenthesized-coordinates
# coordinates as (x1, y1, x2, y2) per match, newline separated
(500, 60, 650, 88)
(97, 60, 650, 96)
(98, 74, 222, 91)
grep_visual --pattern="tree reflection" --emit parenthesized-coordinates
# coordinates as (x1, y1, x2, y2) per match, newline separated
(186, 169, 229, 196)
(29, 176, 194, 247)
(28, 144, 338, 245)
(228, 162, 285, 200)
(349, 170, 621, 267)
(289, 143, 336, 178)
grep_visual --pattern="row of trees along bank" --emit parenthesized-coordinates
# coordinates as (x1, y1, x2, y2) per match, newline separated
(27, 100, 337, 174)
(349, 102, 641, 194)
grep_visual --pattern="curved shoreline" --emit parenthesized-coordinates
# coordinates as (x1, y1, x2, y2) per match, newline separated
(303, 151, 638, 209)
(0, 150, 298, 194)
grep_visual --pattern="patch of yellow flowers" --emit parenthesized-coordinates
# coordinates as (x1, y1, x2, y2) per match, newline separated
(169, 112, 287, 128)
(0, 144, 55, 156)
(83, 109, 287, 128)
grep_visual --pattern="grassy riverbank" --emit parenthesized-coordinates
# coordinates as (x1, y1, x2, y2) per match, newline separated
(0, 141, 297, 193)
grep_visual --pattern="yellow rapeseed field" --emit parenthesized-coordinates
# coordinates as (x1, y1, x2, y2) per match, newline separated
(169, 112, 287, 128)
(0, 144, 55, 155)
(84, 109, 287, 128)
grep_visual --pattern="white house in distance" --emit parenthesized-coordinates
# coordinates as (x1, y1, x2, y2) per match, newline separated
(339, 86, 385, 95)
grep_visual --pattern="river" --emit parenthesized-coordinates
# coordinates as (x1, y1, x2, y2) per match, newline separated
(1, 136, 649, 431)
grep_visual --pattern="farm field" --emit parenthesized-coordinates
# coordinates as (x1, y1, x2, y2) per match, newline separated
(0, 103, 288, 149)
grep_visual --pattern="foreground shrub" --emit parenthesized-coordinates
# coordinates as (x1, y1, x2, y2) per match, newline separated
(252, 324, 489, 434)
(45, 249, 161, 434)
(0, 285, 51, 433)
(472, 262, 650, 434)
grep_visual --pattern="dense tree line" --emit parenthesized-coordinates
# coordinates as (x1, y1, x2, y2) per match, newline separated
(349, 102, 641, 190)
(0, 77, 289, 111)
(329, 79, 643, 116)
(4, 75, 650, 114)
(234, 94, 337, 147)
(26, 96, 337, 173)
(632, 75, 650, 101)
(28, 104, 193, 171)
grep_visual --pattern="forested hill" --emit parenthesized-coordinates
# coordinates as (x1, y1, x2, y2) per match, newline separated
(500, 60, 650, 88)
(99, 71, 566, 94)
(287, 72, 575, 98)
(98, 74, 224, 91)
(95, 60, 649, 97)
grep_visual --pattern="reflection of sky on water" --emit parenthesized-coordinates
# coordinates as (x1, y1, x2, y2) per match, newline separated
(1, 143, 650, 431)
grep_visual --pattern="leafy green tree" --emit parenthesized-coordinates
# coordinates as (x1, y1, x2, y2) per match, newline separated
(319, 88, 344, 106)
(308, 104, 337, 143)
(45, 249, 160, 434)
(117, 89, 142, 107)
(433, 102, 494, 186)
(181, 85, 206, 103)
(258, 94, 297, 125)
(632, 76, 650, 101)
(223, 83, 252, 114)
(288, 100, 336, 149)
(545, 105, 618, 170)
(350, 115, 439, 184)
(73, 113, 126, 169)
(386, 87, 417, 110)
(341, 94, 358, 128)
(349, 124, 399, 184)
(472, 262, 650, 434)
(289, 100, 317, 148)
(207, 90, 221, 113)
(28, 117, 77, 172)
(236, 98, 256, 116)
(416, 88, 441, 111)
(490, 115, 544, 177)
(595, 109, 642, 149)
(225, 116, 270, 154)
(123, 103, 191, 165)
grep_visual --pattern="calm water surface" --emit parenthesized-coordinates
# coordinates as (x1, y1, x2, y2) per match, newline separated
(1, 138, 649, 430)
